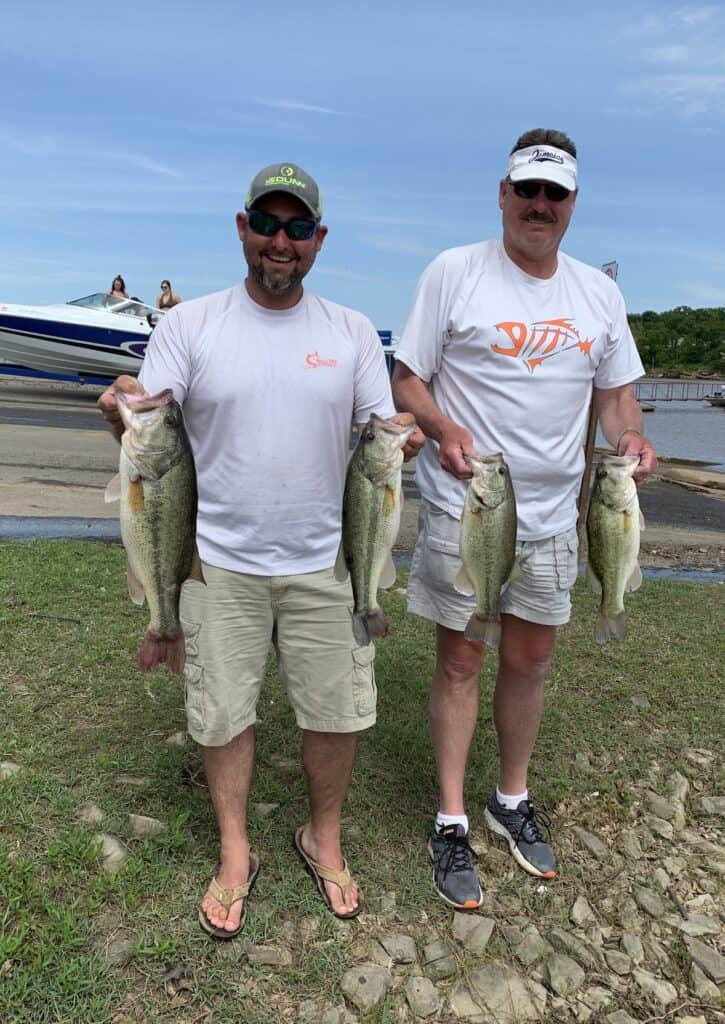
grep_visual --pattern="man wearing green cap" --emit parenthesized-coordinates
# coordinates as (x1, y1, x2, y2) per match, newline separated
(98, 161, 422, 937)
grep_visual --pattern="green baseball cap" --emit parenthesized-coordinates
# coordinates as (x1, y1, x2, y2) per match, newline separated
(245, 162, 323, 219)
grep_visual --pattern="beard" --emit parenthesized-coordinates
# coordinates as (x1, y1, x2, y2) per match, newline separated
(248, 260, 303, 296)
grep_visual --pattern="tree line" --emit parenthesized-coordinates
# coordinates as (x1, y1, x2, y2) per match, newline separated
(629, 306, 725, 376)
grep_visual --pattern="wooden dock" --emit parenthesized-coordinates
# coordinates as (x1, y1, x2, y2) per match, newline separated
(634, 381, 724, 402)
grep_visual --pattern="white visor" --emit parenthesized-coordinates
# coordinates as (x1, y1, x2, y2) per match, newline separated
(506, 145, 578, 191)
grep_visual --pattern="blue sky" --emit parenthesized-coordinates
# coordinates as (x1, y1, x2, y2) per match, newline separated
(1, 1, 723, 333)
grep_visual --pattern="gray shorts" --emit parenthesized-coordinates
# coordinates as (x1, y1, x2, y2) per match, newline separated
(407, 500, 579, 631)
(179, 563, 376, 746)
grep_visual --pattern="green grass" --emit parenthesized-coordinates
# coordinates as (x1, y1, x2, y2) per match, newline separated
(0, 540, 722, 1022)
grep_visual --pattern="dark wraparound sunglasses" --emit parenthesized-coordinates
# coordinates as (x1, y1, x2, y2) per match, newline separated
(246, 209, 318, 241)
(511, 180, 571, 202)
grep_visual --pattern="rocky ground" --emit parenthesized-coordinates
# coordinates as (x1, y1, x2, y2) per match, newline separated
(294, 748, 724, 1022)
(4, 745, 721, 1023)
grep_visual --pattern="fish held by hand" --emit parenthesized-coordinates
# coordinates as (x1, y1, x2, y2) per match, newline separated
(456, 452, 518, 647)
(105, 388, 204, 673)
(586, 453, 643, 645)
(336, 413, 415, 645)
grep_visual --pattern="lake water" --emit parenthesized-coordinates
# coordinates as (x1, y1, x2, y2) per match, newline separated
(596, 383, 725, 470)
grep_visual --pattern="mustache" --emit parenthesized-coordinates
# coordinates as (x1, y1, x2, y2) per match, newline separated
(522, 211, 555, 223)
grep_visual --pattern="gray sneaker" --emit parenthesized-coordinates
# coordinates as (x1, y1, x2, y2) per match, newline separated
(484, 792, 557, 878)
(427, 824, 483, 909)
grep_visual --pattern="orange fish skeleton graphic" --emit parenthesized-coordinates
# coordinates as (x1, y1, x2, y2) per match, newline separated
(492, 318, 593, 373)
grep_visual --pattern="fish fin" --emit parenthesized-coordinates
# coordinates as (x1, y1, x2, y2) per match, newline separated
(586, 565, 602, 595)
(594, 611, 627, 646)
(625, 563, 643, 593)
(126, 565, 146, 606)
(353, 608, 389, 646)
(333, 543, 349, 582)
(379, 552, 397, 589)
(464, 612, 500, 648)
(639, 510, 645, 532)
(188, 545, 205, 584)
(352, 613, 370, 646)
(104, 473, 122, 503)
(138, 631, 186, 675)
(164, 634, 186, 675)
(507, 559, 522, 582)
(453, 565, 475, 596)
(366, 608, 389, 642)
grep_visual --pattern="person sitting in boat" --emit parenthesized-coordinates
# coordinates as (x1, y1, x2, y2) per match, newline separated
(156, 280, 182, 310)
(104, 275, 128, 306)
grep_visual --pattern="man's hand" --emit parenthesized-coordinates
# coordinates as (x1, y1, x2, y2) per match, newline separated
(97, 374, 147, 441)
(439, 423, 475, 480)
(618, 430, 658, 484)
(390, 411, 425, 462)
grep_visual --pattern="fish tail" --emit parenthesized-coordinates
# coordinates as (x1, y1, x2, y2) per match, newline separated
(594, 611, 627, 646)
(366, 608, 389, 640)
(138, 630, 186, 674)
(352, 609, 389, 646)
(464, 612, 501, 648)
(352, 613, 371, 646)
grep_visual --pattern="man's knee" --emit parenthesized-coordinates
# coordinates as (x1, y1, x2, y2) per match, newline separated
(499, 645, 553, 685)
(499, 617, 556, 684)
(435, 638, 483, 692)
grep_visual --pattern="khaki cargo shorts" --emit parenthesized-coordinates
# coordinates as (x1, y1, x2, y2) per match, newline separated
(407, 500, 579, 630)
(179, 563, 376, 746)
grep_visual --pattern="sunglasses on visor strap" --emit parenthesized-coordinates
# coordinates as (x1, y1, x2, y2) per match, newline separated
(246, 209, 318, 241)
(511, 180, 571, 202)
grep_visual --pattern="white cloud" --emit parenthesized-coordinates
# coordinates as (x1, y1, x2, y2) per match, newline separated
(624, 73, 725, 116)
(364, 237, 439, 257)
(257, 98, 344, 116)
(315, 266, 376, 281)
(127, 155, 183, 178)
(644, 45, 690, 64)
(0, 126, 56, 156)
(676, 5, 719, 25)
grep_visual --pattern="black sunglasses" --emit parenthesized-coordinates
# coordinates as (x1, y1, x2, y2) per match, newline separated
(246, 209, 318, 241)
(511, 180, 571, 202)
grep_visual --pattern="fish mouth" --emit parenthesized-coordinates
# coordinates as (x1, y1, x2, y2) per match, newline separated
(600, 454, 641, 468)
(369, 413, 415, 440)
(464, 452, 504, 467)
(116, 388, 174, 413)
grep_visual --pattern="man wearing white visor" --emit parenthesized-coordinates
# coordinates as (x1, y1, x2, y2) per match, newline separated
(393, 129, 657, 908)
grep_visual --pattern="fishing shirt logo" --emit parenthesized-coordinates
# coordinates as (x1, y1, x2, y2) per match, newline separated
(491, 318, 593, 373)
(305, 350, 338, 369)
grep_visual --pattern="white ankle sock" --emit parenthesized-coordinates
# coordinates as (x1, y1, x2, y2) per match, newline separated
(436, 812, 469, 834)
(496, 786, 528, 810)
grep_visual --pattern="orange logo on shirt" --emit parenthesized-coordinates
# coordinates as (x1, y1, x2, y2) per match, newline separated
(305, 351, 338, 369)
(492, 318, 593, 373)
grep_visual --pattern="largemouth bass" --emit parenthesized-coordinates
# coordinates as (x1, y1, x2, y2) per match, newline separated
(105, 388, 204, 673)
(335, 414, 415, 645)
(454, 453, 517, 647)
(586, 453, 642, 645)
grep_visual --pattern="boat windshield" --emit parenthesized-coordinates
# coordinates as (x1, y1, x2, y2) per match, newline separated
(67, 293, 162, 319)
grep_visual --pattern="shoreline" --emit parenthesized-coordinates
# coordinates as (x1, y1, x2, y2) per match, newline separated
(1, 374, 723, 571)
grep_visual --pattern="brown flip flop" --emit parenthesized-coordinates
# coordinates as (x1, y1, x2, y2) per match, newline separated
(198, 851, 260, 939)
(294, 826, 362, 920)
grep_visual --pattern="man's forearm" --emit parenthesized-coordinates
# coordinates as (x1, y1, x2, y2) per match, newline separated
(594, 385, 644, 451)
(392, 367, 451, 442)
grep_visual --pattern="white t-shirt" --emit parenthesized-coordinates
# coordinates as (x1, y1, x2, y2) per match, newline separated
(139, 283, 395, 575)
(395, 239, 644, 540)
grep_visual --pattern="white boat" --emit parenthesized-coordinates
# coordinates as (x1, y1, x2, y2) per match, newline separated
(0, 293, 163, 381)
